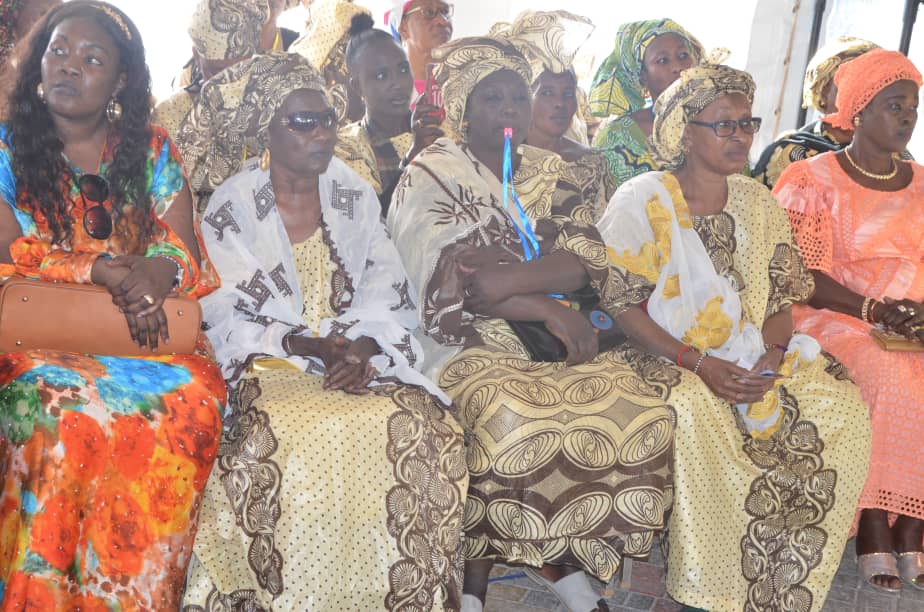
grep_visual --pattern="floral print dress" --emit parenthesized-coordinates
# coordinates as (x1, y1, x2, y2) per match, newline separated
(0, 125, 226, 610)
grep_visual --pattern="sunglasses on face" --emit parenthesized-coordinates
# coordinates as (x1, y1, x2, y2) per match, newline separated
(279, 109, 337, 133)
(404, 2, 453, 20)
(80, 173, 112, 240)
(688, 117, 762, 137)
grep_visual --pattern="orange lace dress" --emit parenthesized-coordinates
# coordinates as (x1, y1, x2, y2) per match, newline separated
(775, 151, 924, 521)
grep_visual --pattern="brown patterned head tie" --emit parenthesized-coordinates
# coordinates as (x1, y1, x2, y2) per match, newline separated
(188, 0, 270, 61)
(651, 57, 756, 170)
(93, 3, 133, 41)
(176, 52, 330, 194)
(432, 36, 533, 134)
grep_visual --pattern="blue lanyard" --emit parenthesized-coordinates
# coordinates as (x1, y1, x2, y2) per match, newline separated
(502, 128, 541, 262)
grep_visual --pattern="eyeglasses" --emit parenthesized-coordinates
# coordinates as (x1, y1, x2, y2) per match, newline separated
(79, 174, 112, 240)
(279, 109, 337, 133)
(404, 2, 453, 20)
(688, 117, 762, 137)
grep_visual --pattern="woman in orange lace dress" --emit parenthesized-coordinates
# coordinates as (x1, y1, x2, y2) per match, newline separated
(775, 48, 924, 593)
(0, 3, 224, 609)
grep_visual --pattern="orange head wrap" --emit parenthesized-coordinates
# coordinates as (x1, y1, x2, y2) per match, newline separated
(826, 48, 922, 131)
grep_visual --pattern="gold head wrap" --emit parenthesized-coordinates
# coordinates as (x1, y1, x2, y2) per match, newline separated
(488, 10, 593, 81)
(802, 36, 878, 112)
(176, 51, 329, 195)
(290, 0, 370, 122)
(188, 0, 269, 62)
(651, 57, 755, 170)
(432, 36, 532, 134)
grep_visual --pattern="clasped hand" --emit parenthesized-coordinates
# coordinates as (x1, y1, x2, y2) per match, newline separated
(875, 298, 924, 342)
(695, 350, 783, 404)
(93, 255, 177, 350)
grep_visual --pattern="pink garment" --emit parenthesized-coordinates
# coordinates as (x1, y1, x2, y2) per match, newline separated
(775, 152, 924, 521)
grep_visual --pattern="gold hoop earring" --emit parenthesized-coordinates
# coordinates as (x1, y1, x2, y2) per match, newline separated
(36, 83, 45, 103)
(260, 148, 271, 171)
(106, 97, 123, 123)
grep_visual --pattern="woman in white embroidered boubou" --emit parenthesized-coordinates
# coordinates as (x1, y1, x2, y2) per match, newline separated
(181, 53, 467, 612)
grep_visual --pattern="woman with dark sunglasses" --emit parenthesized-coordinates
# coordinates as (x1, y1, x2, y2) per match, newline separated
(596, 61, 871, 611)
(181, 52, 467, 611)
(0, 1, 225, 609)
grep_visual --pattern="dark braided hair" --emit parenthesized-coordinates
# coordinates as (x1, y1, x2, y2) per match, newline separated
(345, 13, 401, 72)
(1, 1, 153, 252)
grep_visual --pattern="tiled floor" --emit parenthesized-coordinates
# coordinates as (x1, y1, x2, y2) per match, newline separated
(483, 540, 924, 611)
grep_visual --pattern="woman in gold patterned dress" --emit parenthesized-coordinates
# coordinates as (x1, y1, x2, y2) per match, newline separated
(595, 62, 871, 612)
(180, 53, 468, 612)
(335, 13, 442, 214)
(387, 37, 675, 612)
(491, 10, 614, 223)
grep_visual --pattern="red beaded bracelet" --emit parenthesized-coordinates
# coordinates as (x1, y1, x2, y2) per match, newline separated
(676, 345, 694, 366)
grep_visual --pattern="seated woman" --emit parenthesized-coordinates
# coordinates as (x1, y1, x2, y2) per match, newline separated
(388, 37, 675, 612)
(335, 13, 442, 214)
(588, 19, 703, 188)
(774, 49, 924, 592)
(386, 0, 453, 99)
(180, 52, 467, 611)
(155, 0, 271, 144)
(491, 9, 613, 222)
(596, 61, 871, 611)
(290, 0, 370, 125)
(753, 36, 878, 189)
(0, 2, 224, 608)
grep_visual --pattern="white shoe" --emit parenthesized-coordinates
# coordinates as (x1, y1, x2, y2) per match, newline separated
(461, 593, 484, 612)
(524, 568, 607, 612)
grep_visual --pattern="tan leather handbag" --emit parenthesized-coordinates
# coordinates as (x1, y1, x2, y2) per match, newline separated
(0, 278, 201, 356)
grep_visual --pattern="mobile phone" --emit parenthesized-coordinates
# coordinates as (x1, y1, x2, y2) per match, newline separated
(424, 63, 445, 121)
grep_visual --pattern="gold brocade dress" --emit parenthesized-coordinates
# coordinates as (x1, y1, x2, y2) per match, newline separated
(182, 231, 468, 611)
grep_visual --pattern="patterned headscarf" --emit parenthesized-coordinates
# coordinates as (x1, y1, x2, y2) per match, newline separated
(290, 0, 370, 122)
(176, 51, 328, 195)
(651, 60, 756, 170)
(588, 18, 703, 118)
(825, 48, 922, 131)
(488, 10, 593, 81)
(188, 0, 269, 61)
(802, 36, 878, 112)
(432, 36, 532, 134)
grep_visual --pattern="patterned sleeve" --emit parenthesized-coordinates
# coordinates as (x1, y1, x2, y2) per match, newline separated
(592, 178, 662, 315)
(327, 185, 427, 372)
(763, 188, 816, 319)
(772, 159, 834, 274)
(143, 128, 220, 299)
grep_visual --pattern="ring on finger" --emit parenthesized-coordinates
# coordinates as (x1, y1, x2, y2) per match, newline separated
(142, 294, 155, 305)
(898, 304, 909, 314)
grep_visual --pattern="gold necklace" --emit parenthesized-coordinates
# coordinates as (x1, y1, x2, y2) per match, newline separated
(844, 147, 898, 180)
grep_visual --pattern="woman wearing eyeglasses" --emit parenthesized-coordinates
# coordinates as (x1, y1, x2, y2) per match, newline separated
(179, 52, 467, 611)
(0, 2, 225, 608)
(775, 49, 924, 593)
(386, 0, 453, 98)
(596, 62, 871, 611)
